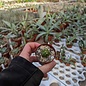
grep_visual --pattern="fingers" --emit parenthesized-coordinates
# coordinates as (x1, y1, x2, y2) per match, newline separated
(28, 56, 39, 62)
(27, 42, 40, 53)
(23, 42, 40, 55)
(38, 60, 56, 74)
(44, 73, 48, 78)
(19, 42, 40, 61)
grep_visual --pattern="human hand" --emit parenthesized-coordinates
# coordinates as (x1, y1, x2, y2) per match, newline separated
(19, 42, 56, 75)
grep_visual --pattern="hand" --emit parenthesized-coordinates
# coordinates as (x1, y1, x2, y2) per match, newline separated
(19, 42, 56, 75)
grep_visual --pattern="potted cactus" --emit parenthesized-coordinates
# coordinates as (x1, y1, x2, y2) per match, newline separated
(60, 45, 76, 66)
(35, 13, 57, 43)
(57, 11, 70, 31)
(0, 47, 10, 58)
(55, 51, 60, 60)
(27, 21, 40, 42)
(35, 19, 56, 43)
(66, 36, 76, 48)
(35, 44, 56, 64)
(0, 34, 4, 40)
(35, 25, 55, 43)
(10, 47, 22, 58)
(64, 56, 76, 66)
(9, 41, 19, 49)
(59, 44, 66, 62)
(0, 57, 9, 71)
(0, 40, 10, 58)
(23, 32, 34, 43)
(19, 12, 31, 36)
(78, 39, 86, 54)
(2, 20, 22, 46)
(81, 55, 86, 67)
(54, 33, 61, 43)
(0, 40, 7, 48)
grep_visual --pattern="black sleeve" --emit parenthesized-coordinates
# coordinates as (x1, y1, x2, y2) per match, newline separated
(0, 56, 44, 86)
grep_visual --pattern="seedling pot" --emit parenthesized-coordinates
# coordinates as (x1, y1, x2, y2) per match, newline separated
(80, 56, 86, 67)
(26, 34, 37, 42)
(35, 44, 56, 64)
(43, 35, 54, 43)
(82, 63, 86, 67)
(56, 51, 60, 60)
(12, 42, 19, 49)
(54, 39, 60, 43)
(65, 63, 70, 66)
(48, 35, 53, 41)
(81, 49, 86, 54)
(66, 44, 73, 48)
(11, 37, 22, 47)
(4, 57, 9, 67)
(2, 50, 10, 58)
(72, 39, 77, 43)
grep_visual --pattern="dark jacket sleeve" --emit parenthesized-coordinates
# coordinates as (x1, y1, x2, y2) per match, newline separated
(0, 56, 44, 86)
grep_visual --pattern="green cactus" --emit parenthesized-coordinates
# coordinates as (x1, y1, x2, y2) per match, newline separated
(41, 48, 50, 58)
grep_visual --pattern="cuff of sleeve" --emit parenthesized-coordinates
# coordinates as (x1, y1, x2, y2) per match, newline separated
(10, 56, 44, 77)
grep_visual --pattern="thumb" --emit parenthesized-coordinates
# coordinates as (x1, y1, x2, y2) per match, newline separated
(38, 60, 56, 74)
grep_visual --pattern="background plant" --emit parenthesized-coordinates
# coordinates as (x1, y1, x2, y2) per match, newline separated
(2, 20, 19, 36)
(0, 1, 4, 8)
(35, 13, 57, 42)
(78, 39, 86, 49)
(0, 57, 5, 65)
